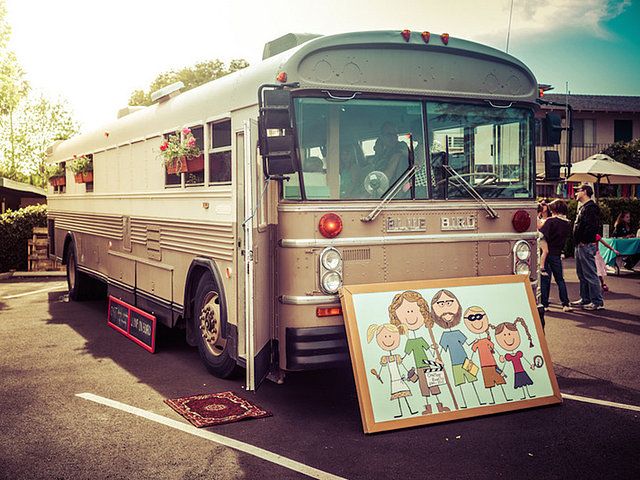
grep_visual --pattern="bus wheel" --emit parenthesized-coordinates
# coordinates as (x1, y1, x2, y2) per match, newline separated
(194, 276, 235, 378)
(66, 244, 89, 301)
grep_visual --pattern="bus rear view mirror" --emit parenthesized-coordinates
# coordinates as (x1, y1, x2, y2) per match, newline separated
(541, 112, 562, 145)
(259, 86, 299, 176)
(263, 89, 293, 129)
(262, 134, 297, 176)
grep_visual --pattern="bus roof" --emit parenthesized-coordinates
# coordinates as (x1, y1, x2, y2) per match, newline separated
(48, 30, 538, 163)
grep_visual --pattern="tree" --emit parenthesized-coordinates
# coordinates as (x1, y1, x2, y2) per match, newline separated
(0, 92, 79, 186)
(0, 1, 28, 117)
(601, 139, 640, 170)
(129, 59, 250, 106)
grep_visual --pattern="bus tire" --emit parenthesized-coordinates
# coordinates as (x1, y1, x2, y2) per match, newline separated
(194, 275, 236, 378)
(66, 243, 91, 301)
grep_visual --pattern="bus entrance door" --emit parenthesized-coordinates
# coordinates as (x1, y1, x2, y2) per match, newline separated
(242, 119, 274, 391)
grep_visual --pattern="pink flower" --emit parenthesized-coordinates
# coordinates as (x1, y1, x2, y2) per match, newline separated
(188, 137, 196, 147)
(160, 141, 168, 151)
(182, 128, 191, 135)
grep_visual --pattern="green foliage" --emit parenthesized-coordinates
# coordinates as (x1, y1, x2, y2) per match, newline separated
(129, 59, 250, 106)
(45, 163, 64, 179)
(69, 155, 92, 175)
(601, 139, 640, 170)
(0, 204, 48, 272)
(562, 197, 640, 257)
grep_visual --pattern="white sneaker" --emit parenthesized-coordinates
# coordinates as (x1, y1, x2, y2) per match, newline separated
(569, 299, 585, 306)
(562, 306, 573, 312)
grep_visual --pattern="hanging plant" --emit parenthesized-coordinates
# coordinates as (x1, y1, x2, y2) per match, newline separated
(159, 128, 203, 175)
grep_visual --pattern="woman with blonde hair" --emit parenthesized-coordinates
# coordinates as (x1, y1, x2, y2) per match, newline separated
(367, 323, 417, 418)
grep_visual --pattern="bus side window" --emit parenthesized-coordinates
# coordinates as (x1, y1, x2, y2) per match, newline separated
(186, 126, 205, 186)
(209, 120, 231, 183)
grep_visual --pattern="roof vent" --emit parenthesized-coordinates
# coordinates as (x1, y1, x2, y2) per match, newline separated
(262, 33, 322, 60)
(150, 81, 184, 103)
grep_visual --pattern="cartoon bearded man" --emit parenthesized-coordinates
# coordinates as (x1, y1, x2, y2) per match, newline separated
(431, 289, 485, 408)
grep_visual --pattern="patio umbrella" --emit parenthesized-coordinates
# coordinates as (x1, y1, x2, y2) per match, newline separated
(566, 153, 640, 200)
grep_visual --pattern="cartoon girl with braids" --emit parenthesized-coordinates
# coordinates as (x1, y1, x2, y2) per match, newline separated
(494, 317, 537, 400)
(367, 323, 418, 418)
(464, 306, 512, 404)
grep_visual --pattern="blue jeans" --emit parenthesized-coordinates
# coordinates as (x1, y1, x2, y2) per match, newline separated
(575, 243, 603, 306)
(540, 255, 570, 307)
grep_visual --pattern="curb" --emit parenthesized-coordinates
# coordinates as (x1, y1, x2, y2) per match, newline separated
(1, 271, 66, 280)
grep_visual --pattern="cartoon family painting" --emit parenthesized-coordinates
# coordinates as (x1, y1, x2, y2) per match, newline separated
(365, 288, 542, 419)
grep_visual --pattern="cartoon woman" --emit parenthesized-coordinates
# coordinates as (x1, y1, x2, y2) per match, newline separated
(464, 306, 512, 404)
(493, 317, 537, 400)
(366, 323, 418, 418)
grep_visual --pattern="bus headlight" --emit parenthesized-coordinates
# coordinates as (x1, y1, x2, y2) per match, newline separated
(319, 247, 343, 295)
(514, 241, 531, 261)
(321, 271, 342, 294)
(513, 240, 532, 276)
(320, 247, 342, 270)
(514, 261, 531, 276)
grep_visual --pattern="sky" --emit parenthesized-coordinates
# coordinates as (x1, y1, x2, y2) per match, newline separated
(5, 0, 640, 133)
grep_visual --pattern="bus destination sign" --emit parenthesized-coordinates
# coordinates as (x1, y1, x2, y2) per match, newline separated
(107, 296, 156, 353)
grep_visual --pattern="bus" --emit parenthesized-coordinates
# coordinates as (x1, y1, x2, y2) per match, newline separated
(47, 30, 542, 390)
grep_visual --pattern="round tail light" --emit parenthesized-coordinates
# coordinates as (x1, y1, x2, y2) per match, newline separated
(318, 213, 342, 238)
(512, 210, 531, 233)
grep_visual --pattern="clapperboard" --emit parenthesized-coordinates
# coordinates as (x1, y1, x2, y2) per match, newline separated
(423, 360, 446, 387)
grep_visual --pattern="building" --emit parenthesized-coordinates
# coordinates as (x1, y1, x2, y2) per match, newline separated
(0, 177, 47, 214)
(535, 93, 640, 197)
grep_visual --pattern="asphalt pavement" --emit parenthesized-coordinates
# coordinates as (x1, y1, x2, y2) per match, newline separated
(0, 262, 638, 480)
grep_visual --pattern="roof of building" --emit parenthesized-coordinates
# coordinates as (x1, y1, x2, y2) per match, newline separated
(0, 177, 47, 197)
(542, 93, 640, 113)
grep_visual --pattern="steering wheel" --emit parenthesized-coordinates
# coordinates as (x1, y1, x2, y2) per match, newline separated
(363, 171, 389, 198)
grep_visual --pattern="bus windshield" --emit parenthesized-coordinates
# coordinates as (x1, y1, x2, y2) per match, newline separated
(284, 97, 534, 200)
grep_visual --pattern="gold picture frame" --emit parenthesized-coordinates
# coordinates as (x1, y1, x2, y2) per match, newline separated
(340, 275, 562, 434)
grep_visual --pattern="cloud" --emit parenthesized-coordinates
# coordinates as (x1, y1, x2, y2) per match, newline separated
(508, 0, 631, 37)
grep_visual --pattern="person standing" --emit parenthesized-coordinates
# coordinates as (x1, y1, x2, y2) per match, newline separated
(570, 184, 604, 310)
(539, 199, 572, 312)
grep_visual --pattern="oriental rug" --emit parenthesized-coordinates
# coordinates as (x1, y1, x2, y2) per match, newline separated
(164, 391, 272, 428)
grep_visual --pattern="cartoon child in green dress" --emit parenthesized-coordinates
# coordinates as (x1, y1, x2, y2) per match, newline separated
(388, 290, 451, 414)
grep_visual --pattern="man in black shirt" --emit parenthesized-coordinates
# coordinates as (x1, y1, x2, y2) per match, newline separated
(540, 199, 572, 311)
(570, 184, 604, 310)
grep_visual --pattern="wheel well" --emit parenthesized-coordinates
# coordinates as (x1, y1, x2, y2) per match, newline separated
(62, 234, 74, 265)
(184, 259, 227, 346)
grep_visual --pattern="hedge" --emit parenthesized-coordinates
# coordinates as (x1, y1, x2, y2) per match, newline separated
(0, 204, 48, 273)
(560, 198, 640, 257)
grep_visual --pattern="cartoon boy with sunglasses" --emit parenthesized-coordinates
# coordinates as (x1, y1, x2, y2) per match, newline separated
(464, 306, 512, 404)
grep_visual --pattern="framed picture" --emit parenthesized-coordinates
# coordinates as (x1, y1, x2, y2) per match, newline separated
(340, 275, 561, 434)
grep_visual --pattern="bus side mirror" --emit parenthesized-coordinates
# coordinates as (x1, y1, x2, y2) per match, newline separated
(258, 88, 298, 176)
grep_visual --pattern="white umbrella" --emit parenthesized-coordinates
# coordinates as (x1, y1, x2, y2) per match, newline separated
(566, 153, 640, 199)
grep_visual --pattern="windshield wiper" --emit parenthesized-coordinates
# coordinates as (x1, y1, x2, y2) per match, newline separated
(361, 165, 417, 222)
(442, 164, 499, 219)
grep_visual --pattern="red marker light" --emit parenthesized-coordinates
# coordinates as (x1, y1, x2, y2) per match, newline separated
(512, 210, 531, 233)
(401, 29, 411, 42)
(539, 88, 544, 98)
(318, 213, 342, 238)
(316, 307, 343, 317)
(421, 31, 430, 43)
(276, 72, 287, 83)
(441, 33, 450, 45)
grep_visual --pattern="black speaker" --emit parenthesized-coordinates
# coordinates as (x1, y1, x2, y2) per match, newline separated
(544, 150, 561, 180)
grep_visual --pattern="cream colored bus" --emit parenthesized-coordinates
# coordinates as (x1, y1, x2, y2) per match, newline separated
(47, 30, 542, 389)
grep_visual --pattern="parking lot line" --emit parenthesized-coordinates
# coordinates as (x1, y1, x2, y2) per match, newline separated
(562, 393, 640, 412)
(76, 393, 347, 480)
(1, 283, 67, 299)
